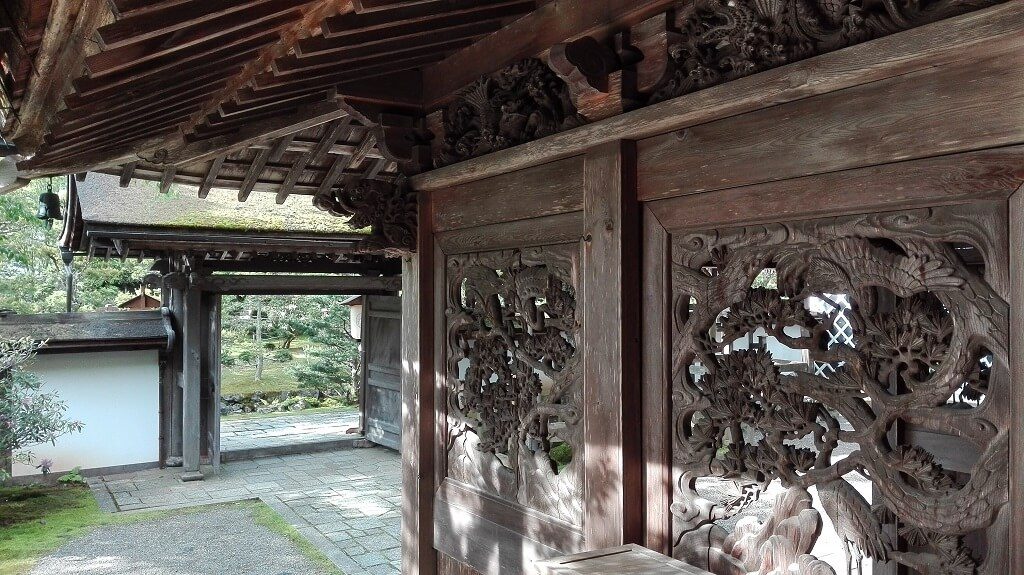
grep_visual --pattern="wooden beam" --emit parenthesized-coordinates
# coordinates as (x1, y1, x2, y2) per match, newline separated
(159, 166, 177, 194)
(421, 0, 678, 108)
(10, 0, 111, 152)
(171, 96, 352, 167)
(275, 119, 352, 203)
(198, 273, 401, 295)
(410, 1, 1024, 191)
(119, 162, 137, 187)
(198, 155, 226, 198)
(237, 148, 273, 202)
(178, 0, 353, 139)
(97, 0, 297, 50)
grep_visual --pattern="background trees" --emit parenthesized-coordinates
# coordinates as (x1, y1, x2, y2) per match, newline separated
(0, 180, 150, 314)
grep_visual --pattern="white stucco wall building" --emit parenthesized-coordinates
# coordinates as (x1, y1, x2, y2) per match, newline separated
(12, 350, 161, 477)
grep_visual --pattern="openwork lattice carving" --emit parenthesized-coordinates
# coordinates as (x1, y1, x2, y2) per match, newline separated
(445, 245, 583, 525)
(649, 0, 1002, 103)
(438, 58, 586, 166)
(670, 205, 1009, 575)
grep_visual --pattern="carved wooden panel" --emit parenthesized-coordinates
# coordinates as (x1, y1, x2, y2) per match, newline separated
(668, 204, 1009, 574)
(444, 243, 584, 526)
(438, 58, 585, 167)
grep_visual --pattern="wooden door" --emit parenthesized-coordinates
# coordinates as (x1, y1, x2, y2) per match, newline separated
(361, 295, 403, 450)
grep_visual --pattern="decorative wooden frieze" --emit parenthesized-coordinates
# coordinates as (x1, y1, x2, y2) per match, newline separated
(445, 245, 584, 525)
(437, 58, 585, 166)
(648, 0, 1003, 103)
(313, 178, 417, 254)
(670, 206, 1008, 574)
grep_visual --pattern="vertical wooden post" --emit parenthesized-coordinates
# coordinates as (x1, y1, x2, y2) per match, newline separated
(641, 206, 672, 554)
(181, 263, 204, 481)
(165, 258, 185, 467)
(205, 293, 222, 475)
(582, 140, 643, 548)
(1009, 187, 1024, 573)
(402, 191, 437, 575)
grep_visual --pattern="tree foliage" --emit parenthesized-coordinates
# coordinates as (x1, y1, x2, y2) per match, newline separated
(0, 338, 84, 480)
(0, 180, 151, 314)
(219, 294, 360, 402)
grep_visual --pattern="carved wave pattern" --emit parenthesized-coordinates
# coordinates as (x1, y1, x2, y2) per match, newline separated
(669, 206, 1009, 575)
(445, 245, 584, 525)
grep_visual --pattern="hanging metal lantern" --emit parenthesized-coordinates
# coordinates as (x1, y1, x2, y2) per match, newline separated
(36, 178, 62, 226)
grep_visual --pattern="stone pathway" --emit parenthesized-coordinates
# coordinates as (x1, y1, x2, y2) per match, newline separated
(30, 504, 339, 575)
(88, 448, 401, 575)
(221, 409, 361, 452)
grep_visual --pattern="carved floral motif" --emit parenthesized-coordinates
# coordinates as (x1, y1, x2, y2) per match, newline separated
(670, 206, 1008, 574)
(445, 245, 583, 525)
(649, 0, 1002, 102)
(438, 58, 585, 166)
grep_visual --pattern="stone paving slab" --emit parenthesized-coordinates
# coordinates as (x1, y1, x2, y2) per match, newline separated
(221, 409, 361, 452)
(30, 504, 338, 575)
(88, 448, 401, 575)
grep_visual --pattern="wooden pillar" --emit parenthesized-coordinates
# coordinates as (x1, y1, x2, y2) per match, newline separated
(582, 140, 643, 548)
(201, 292, 222, 475)
(401, 192, 437, 575)
(165, 260, 185, 467)
(181, 262, 204, 481)
(1009, 185, 1024, 572)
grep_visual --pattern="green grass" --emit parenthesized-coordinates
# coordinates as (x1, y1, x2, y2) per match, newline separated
(221, 363, 303, 396)
(249, 501, 342, 575)
(0, 484, 106, 574)
(0, 488, 340, 575)
(222, 405, 357, 422)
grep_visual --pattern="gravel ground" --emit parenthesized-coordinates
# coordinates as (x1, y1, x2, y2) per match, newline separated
(28, 505, 337, 575)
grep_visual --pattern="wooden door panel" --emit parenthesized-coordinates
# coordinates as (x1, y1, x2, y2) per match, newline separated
(362, 295, 402, 450)
(643, 201, 1012, 574)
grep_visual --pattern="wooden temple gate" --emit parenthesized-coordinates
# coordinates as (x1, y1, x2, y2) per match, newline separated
(3, 0, 1023, 573)
(401, 4, 1024, 574)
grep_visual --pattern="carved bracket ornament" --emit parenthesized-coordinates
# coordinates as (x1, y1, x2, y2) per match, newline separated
(445, 245, 584, 526)
(438, 58, 585, 166)
(313, 177, 417, 255)
(670, 205, 1009, 575)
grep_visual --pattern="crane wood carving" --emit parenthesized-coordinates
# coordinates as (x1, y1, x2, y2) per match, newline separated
(670, 205, 1009, 575)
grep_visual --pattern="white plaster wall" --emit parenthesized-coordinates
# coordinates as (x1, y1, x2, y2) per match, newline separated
(12, 350, 160, 477)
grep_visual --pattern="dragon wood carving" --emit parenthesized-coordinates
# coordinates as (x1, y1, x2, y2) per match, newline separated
(445, 245, 584, 525)
(649, 0, 1002, 102)
(670, 205, 1009, 575)
(438, 58, 585, 166)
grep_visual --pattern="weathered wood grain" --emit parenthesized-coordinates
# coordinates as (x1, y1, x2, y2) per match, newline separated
(582, 140, 642, 548)
(637, 55, 1024, 200)
(1009, 185, 1024, 572)
(433, 497, 568, 575)
(402, 190, 437, 575)
(410, 1, 1024, 192)
(646, 146, 1024, 233)
(435, 211, 583, 254)
(437, 478, 586, 552)
(641, 206, 672, 555)
(432, 156, 585, 231)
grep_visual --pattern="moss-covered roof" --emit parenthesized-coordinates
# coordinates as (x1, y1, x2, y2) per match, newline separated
(77, 173, 369, 236)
